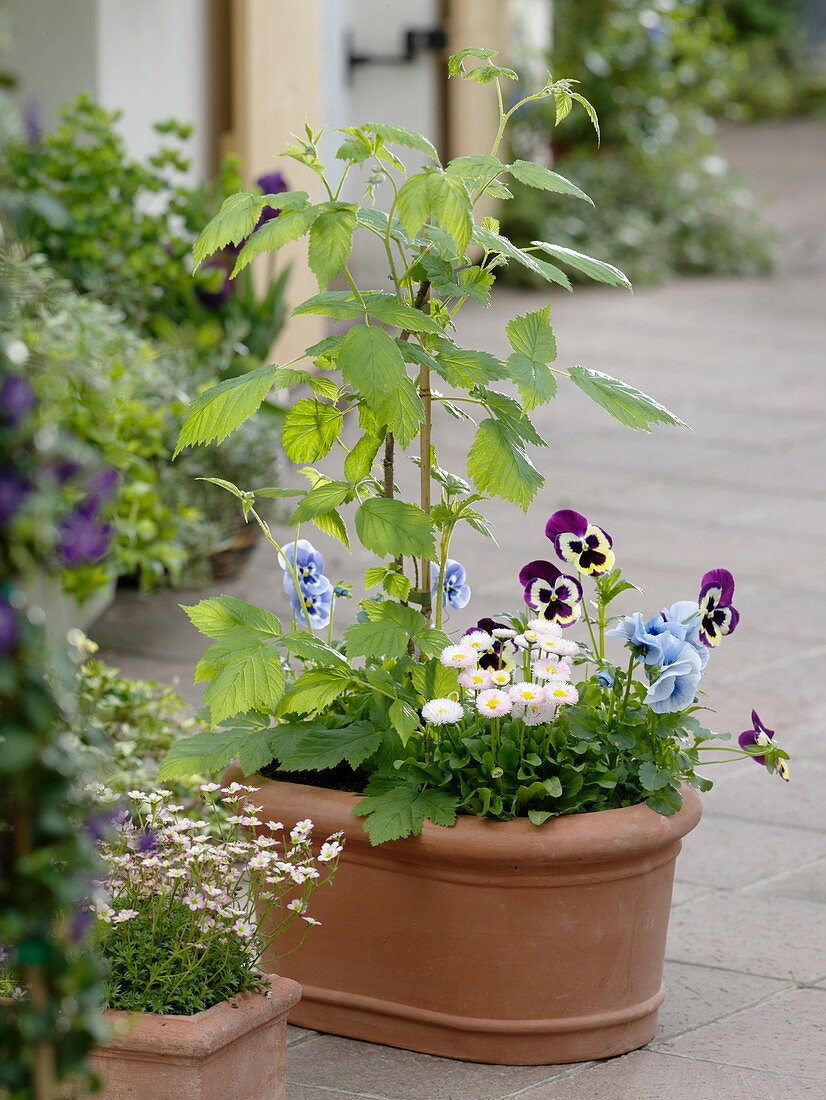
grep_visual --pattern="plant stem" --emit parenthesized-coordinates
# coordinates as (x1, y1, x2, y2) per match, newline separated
(415, 280, 433, 622)
(616, 654, 637, 725)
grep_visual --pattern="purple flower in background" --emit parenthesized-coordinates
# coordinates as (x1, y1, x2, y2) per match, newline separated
(24, 100, 43, 146)
(0, 375, 36, 427)
(69, 907, 94, 943)
(519, 559, 582, 627)
(431, 559, 471, 611)
(195, 257, 234, 309)
(85, 467, 119, 510)
(545, 509, 615, 576)
(58, 508, 112, 565)
(463, 617, 514, 670)
(739, 710, 789, 781)
(0, 594, 17, 653)
(137, 828, 158, 852)
(250, 171, 289, 232)
(0, 467, 30, 528)
(698, 568, 739, 648)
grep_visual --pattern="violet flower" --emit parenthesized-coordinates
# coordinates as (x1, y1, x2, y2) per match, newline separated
(463, 617, 513, 670)
(738, 710, 789, 780)
(0, 468, 30, 528)
(58, 508, 112, 565)
(519, 560, 582, 627)
(698, 568, 739, 648)
(0, 375, 36, 427)
(195, 257, 235, 309)
(545, 509, 615, 576)
(0, 594, 17, 653)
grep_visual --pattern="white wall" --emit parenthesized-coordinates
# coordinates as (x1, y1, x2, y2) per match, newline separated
(7, 0, 212, 180)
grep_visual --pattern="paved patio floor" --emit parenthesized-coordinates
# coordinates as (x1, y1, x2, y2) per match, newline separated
(91, 120, 826, 1098)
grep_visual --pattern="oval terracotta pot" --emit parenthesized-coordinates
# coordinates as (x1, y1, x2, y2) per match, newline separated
(249, 776, 702, 1065)
(88, 973, 300, 1100)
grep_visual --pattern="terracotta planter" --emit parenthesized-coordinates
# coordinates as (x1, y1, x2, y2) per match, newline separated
(250, 778, 702, 1065)
(89, 974, 301, 1099)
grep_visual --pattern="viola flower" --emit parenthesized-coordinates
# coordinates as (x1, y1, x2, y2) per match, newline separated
(475, 688, 512, 717)
(58, 508, 112, 564)
(545, 509, 615, 576)
(458, 668, 492, 691)
(254, 170, 289, 229)
(279, 539, 328, 592)
(519, 560, 582, 627)
(544, 680, 578, 706)
(284, 573, 333, 629)
(422, 698, 464, 725)
(439, 644, 477, 669)
(738, 711, 789, 780)
(644, 635, 703, 714)
(596, 667, 616, 688)
(0, 375, 36, 426)
(431, 559, 471, 611)
(698, 569, 740, 648)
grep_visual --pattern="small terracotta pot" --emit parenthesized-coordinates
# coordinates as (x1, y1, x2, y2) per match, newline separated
(248, 777, 701, 1065)
(89, 973, 301, 1099)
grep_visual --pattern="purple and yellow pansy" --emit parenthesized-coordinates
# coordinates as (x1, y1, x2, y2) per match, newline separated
(545, 509, 615, 576)
(698, 568, 739, 648)
(518, 560, 583, 627)
(738, 710, 789, 781)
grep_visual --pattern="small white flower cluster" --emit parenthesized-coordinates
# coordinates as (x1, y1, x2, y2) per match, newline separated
(425, 621, 580, 726)
(89, 785, 344, 964)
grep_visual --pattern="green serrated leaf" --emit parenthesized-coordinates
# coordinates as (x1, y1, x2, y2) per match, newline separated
(159, 728, 257, 780)
(447, 46, 498, 75)
(475, 388, 547, 448)
(508, 160, 593, 205)
(354, 779, 458, 844)
(294, 291, 366, 320)
(465, 64, 518, 84)
(344, 433, 383, 483)
(363, 566, 389, 590)
(182, 596, 282, 640)
(362, 293, 442, 334)
(363, 121, 439, 164)
(467, 418, 544, 510)
(355, 498, 436, 558)
(471, 225, 572, 290)
(290, 480, 353, 522)
(309, 375, 341, 399)
(231, 205, 318, 276)
(280, 631, 348, 666)
(388, 699, 420, 746)
(639, 762, 672, 791)
(278, 722, 383, 771)
(531, 242, 631, 289)
(428, 172, 473, 254)
(410, 662, 459, 702)
(281, 399, 344, 461)
(431, 336, 506, 388)
(396, 172, 433, 241)
(446, 153, 504, 179)
(236, 728, 278, 777)
(343, 620, 409, 661)
(308, 202, 358, 287)
(193, 192, 265, 268)
(568, 366, 687, 432)
(338, 324, 407, 416)
(383, 571, 412, 601)
(200, 642, 286, 725)
(175, 365, 308, 454)
(310, 507, 350, 550)
(505, 306, 558, 410)
(279, 667, 352, 716)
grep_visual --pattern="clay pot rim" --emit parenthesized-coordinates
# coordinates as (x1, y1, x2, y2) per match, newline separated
(240, 771, 703, 869)
(99, 973, 301, 1057)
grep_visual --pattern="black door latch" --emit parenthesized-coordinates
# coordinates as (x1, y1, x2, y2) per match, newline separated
(349, 27, 448, 71)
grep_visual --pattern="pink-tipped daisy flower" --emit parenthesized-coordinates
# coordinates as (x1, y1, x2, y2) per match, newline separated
(421, 697, 464, 725)
(458, 668, 492, 691)
(475, 689, 513, 718)
(439, 644, 477, 669)
(533, 657, 572, 681)
(544, 680, 579, 706)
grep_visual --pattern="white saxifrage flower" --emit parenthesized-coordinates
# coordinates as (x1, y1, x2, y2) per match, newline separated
(422, 697, 464, 725)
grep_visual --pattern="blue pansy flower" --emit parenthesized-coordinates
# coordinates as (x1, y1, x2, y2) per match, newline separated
(645, 635, 703, 714)
(609, 602, 708, 670)
(431, 559, 471, 611)
(596, 667, 616, 689)
(278, 539, 328, 593)
(283, 571, 333, 629)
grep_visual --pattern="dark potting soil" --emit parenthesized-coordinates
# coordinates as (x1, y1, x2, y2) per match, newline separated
(258, 759, 368, 794)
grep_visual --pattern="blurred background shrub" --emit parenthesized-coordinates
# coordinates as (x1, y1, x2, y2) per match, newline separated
(502, 0, 825, 286)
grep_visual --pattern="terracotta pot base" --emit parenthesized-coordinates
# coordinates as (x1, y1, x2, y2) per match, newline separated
(243, 776, 702, 1066)
(89, 974, 301, 1099)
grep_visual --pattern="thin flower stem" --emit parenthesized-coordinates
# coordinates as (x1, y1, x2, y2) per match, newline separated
(616, 654, 637, 725)
(248, 507, 313, 631)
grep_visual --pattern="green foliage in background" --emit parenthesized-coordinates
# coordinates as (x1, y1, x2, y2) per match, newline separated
(501, 0, 775, 286)
(5, 94, 288, 372)
(0, 251, 279, 592)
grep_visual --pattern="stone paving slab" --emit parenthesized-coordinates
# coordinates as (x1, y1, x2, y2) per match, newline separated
(512, 1049, 826, 1099)
(656, 961, 792, 1041)
(654, 987, 826, 1078)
